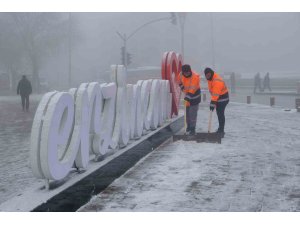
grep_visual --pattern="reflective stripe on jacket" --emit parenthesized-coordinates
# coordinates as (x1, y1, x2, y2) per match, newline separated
(208, 73, 229, 102)
(177, 70, 201, 106)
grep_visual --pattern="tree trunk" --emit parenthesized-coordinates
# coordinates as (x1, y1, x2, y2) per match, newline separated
(8, 65, 18, 92)
(31, 54, 40, 93)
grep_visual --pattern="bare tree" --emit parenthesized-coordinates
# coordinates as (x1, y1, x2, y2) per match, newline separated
(0, 13, 25, 91)
(8, 13, 69, 92)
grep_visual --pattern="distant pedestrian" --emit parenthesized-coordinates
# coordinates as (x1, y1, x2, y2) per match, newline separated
(262, 72, 271, 92)
(17, 75, 32, 112)
(230, 72, 236, 93)
(253, 72, 262, 94)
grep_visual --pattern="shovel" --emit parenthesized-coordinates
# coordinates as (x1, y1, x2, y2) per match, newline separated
(173, 108, 221, 144)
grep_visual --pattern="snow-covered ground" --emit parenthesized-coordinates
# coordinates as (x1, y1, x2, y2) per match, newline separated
(79, 102, 300, 211)
(0, 95, 44, 204)
(0, 95, 299, 211)
(0, 115, 182, 211)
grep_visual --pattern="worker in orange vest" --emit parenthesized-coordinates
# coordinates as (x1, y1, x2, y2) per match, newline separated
(178, 64, 201, 135)
(204, 67, 229, 138)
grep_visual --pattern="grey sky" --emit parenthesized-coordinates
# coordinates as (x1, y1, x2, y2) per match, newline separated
(73, 12, 300, 75)
(2, 12, 299, 88)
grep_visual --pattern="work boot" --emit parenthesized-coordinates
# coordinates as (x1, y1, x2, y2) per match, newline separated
(189, 127, 196, 135)
(186, 125, 191, 133)
(216, 130, 225, 138)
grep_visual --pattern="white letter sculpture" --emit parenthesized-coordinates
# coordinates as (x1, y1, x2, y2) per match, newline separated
(30, 65, 173, 182)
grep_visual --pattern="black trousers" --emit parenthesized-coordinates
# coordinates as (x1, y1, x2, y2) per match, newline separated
(21, 95, 30, 111)
(186, 104, 199, 131)
(216, 100, 229, 132)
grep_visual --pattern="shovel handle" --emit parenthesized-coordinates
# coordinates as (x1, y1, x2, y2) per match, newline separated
(208, 110, 213, 133)
(184, 100, 187, 134)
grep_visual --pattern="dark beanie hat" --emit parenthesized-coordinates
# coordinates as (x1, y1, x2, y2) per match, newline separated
(204, 67, 214, 75)
(182, 64, 192, 73)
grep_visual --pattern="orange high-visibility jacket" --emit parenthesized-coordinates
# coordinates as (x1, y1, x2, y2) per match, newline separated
(207, 73, 229, 103)
(177, 70, 201, 106)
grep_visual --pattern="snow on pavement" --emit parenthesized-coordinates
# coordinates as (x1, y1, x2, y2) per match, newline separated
(79, 102, 300, 211)
(0, 95, 44, 204)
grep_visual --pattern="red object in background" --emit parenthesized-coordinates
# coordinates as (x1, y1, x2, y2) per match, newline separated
(161, 52, 169, 80)
(161, 51, 183, 116)
(176, 53, 183, 73)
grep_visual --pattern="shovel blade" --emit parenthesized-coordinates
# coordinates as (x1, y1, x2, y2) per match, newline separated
(173, 132, 222, 144)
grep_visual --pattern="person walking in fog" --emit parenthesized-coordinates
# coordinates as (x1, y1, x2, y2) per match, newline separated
(17, 75, 32, 112)
(204, 67, 229, 138)
(263, 72, 271, 92)
(177, 64, 201, 135)
(253, 72, 262, 94)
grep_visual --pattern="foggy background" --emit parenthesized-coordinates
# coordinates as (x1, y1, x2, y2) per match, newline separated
(0, 12, 300, 93)
(1, 11, 300, 208)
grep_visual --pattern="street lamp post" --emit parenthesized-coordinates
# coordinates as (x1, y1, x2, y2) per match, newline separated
(116, 32, 128, 66)
(210, 12, 216, 69)
(178, 12, 187, 61)
(116, 14, 177, 67)
(68, 12, 72, 88)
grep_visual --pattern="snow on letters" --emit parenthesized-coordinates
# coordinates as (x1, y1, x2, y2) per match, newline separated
(30, 65, 173, 181)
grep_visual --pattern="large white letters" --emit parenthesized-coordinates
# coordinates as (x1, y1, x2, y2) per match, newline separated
(99, 83, 117, 152)
(30, 91, 59, 179)
(126, 84, 135, 139)
(111, 65, 130, 147)
(138, 80, 151, 132)
(32, 92, 77, 180)
(133, 84, 143, 138)
(147, 79, 160, 129)
(30, 66, 173, 181)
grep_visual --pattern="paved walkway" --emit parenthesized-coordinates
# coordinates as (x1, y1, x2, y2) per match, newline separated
(79, 103, 300, 211)
(0, 95, 42, 204)
(0, 94, 299, 211)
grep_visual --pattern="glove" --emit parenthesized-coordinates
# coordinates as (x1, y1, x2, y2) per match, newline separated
(184, 97, 190, 102)
(179, 83, 184, 91)
(210, 101, 217, 111)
